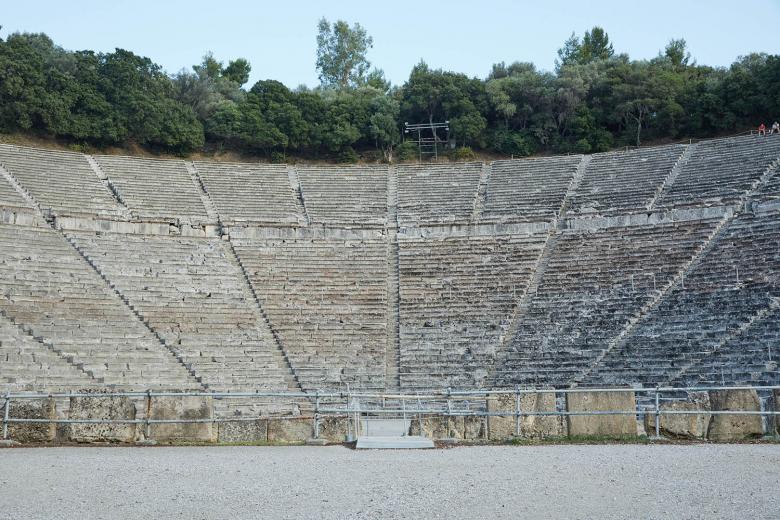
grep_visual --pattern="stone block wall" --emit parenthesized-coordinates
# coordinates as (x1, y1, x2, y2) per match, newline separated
(566, 390, 637, 437)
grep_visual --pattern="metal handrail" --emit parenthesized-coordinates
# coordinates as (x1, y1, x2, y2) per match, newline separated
(2, 385, 778, 441)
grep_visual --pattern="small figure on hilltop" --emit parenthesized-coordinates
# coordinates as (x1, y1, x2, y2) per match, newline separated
(772, 121, 780, 135)
(758, 123, 767, 136)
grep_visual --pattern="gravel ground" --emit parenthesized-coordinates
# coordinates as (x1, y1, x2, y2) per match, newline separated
(0, 444, 778, 519)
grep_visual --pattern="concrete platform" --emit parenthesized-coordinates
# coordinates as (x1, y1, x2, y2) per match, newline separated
(355, 435, 435, 449)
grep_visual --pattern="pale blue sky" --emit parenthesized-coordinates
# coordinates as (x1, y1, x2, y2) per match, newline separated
(3, 1, 779, 87)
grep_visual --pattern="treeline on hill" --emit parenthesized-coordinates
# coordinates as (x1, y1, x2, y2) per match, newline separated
(0, 22, 778, 162)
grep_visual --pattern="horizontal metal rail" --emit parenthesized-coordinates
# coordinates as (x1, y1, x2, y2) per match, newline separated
(4, 385, 779, 400)
(2, 385, 778, 441)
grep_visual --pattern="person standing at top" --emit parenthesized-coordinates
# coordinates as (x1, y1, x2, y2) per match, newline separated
(772, 121, 780, 134)
(758, 123, 767, 136)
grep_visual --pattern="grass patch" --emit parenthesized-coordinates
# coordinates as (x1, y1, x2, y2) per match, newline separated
(509, 435, 653, 446)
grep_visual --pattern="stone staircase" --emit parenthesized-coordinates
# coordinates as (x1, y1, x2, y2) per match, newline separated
(646, 143, 694, 211)
(0, 307, 98, 386)
(185, 161, 222, 227)
(385, 167, 401, 392)
(221, 239, 302, 392)
(489, 155, 590, 383)
(85, 155, 134, 220)
(470, 163, 491, 223)
(666, 297, 780, 385)
(61, 234, 205, 388)
(287, 166, 310, 226)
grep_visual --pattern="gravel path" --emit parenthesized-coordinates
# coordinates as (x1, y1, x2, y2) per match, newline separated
(1, 445, 778, 519)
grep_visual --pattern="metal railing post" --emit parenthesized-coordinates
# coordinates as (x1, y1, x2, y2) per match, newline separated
(3, 392, 10, 440)
(401, 397, 407, 437)
(514, 385, 521, 437)
(314, 391, 320, 439)
(654, 387, 661, 438)
(416, 393, 423, 436)
(145, 389, 152, 440)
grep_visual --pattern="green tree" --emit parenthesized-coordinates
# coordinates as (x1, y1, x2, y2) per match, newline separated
(222, 58, 251, 86)
(664, 38, 692, 69)
(580, 27, 614, 63)
(368, 94, 400, 161)
(316, 18, 373, 89)
(556, 32, 582, 71)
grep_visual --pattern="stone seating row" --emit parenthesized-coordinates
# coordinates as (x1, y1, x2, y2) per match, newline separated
(398, 233, 547, 389)
(493, 219, 722, 387)
(568, 144, 685, 216)
(0, 313, 95, 390)
(194, 161, 302, 224)
(67, 231, 295, 392)
(0, 224, 197, 389)
(0, 144, 123, 217)
(232, 236, 388, 391)
(94, 155, 209, 222)
(657, 135, 780, 209)
(297, 165, 388, 226)
(585, 210, 780, 387)
(396, 162, 483, 226)
(481, 155, 581, 222)
(0, 171, 32, 211)
(1, 138, 777, 227)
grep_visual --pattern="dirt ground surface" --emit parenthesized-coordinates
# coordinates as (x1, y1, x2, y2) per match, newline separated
(1, 444, 778, 519)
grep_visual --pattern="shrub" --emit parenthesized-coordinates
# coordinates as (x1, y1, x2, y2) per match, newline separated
(453, 146, 476, 161)
(336, 147, 359, 164)
(396, 141, 418, 162)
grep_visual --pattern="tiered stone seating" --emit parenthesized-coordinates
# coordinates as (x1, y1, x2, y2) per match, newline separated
(0, 144, 123, 217)
(585, 210, 780, 387)
(0, 173, 32, 211)
(753, 163, 780, 205)
(656, 135, 780, 209)
(0, 224, 195, 388)
(0, 135, 778, 393)
(94, 155, 209, 221)
(232, 234, 388, 391)
(397, 163, 482, 225)
(672, 305, 780, 387)
(68, 231, 294, 392)
(194, 161, 302, 225)
(569, 145, 685, 215)
(493, 219, 721, 387)
(0, 313, 94, 390)
(398, 232, 547, 389)
(482, 156, 581, 222)
(297, 165, 388, 226)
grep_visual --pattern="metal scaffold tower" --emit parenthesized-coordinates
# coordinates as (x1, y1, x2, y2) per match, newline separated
(404, 121, 450, 161)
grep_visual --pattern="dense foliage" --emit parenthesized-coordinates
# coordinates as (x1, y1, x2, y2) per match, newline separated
(0, 24, 778, 160)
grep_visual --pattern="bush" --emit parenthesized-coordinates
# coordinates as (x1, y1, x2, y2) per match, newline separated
(270, 151, 287, 164)
(336, 146, 359, 164)
(360, 149, 383, 163)
(396, 141, 418, 162)
(489, 129, 534, 157)
(453, 146, 476, 161)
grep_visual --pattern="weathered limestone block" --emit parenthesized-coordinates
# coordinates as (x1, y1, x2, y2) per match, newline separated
(487, 391, 564, 441)
(775, 390, 780, 436)
(149, 396, 215, 443)
(566, 390, 637, 437)
(317, 416, 350, 443)
(67, 390, 136, 443)
(218, 419, 267, 443)
(267, 418, 314, 444)
(644, 393, 711, 439)
(708, 389, 763, 441)
(463, 416, 485, 440)
(409, 416, 465, 439)
(6, 398, 56, 443)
